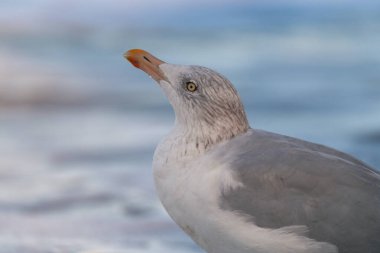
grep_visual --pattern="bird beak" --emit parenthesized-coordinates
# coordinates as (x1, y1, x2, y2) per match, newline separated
(124, 49, 168, 82)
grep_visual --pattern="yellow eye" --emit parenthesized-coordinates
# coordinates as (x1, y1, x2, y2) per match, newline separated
(186, 81, 197, 92)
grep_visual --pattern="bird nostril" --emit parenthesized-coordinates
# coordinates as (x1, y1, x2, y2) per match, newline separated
(143, 56, 152, 63)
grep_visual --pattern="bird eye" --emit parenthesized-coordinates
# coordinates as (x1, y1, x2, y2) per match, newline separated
(186, 81, 197, 92)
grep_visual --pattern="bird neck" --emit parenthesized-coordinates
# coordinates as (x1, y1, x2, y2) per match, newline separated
(155, 119, 249, 167)
(174, 116, 250, 153)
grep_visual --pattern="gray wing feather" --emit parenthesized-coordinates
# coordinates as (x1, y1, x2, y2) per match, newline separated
(217, 129, 380, 253)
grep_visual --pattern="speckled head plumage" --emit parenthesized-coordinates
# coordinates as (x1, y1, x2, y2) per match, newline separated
(125, 49, 249, 147)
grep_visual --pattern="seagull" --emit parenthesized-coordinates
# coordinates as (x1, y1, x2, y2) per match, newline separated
(124, 49, 380, 253)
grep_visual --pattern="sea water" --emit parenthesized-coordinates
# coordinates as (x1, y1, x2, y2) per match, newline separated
(0, 1, 379, 252)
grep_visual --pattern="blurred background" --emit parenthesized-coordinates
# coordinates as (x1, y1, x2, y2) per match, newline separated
(0, 0, 379, 252)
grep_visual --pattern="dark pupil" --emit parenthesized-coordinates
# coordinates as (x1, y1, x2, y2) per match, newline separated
(187, 82, 196, 91)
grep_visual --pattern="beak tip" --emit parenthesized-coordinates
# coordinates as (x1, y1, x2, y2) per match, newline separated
(124, 50, 138, 68)
(124, 49, 148, 67)
(123, 48, 166, 81)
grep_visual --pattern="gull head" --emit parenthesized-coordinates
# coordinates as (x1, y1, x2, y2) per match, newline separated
(125, 49, 249, 144)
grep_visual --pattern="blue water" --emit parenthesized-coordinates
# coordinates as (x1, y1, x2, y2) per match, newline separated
(0, 1, 379, 252)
